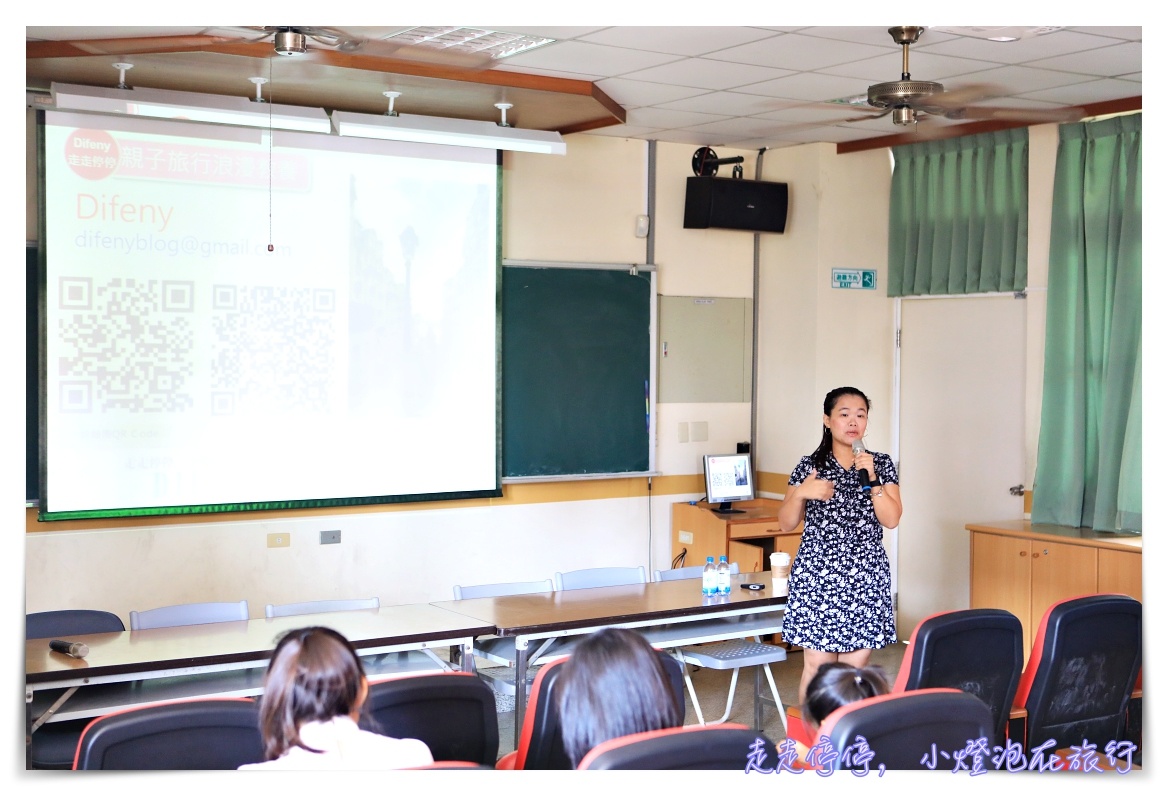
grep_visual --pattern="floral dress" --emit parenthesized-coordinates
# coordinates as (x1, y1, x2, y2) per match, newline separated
(781, 451, 898, 653)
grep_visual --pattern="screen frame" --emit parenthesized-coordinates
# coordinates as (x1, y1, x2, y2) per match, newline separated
(702, 453, 754, 512)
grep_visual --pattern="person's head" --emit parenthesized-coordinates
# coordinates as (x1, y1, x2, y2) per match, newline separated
(258, 626, 369, 760)
(556, 627, 683, 767)
(812, 386, 871, 467)
(802, 662, 890, 732)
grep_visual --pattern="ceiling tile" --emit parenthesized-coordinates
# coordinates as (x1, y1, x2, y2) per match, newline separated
(578, 26, 779, 56)
(625, 106, 730, 129)
(705, 33, 888, 71)
(652, 91, 793, 117)
(735, 72, 873, 102)
(1026, 42, 1142, 78)
(594, 78, 709, 108)
(919, 30, 1129, 65)
(621, 58, 795, 91)
(501, 40, 680, 77)
(1021, 78, 1146, 106)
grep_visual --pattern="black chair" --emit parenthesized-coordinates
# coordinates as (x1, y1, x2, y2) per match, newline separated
(893, 608, 1024, 745)
(578, 724, 776, 770)
(26, 609, 126, 770)
(819, 688, 994, 771)
(1012, 594, 1141, 753)
(361, 672, 499, 765)
(74, 698, 264, 769)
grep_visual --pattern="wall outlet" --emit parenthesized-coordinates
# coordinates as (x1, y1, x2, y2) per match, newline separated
(678, 530, 694, 544)
(267, 533, 290, 548)
(320, 530, 341, 545)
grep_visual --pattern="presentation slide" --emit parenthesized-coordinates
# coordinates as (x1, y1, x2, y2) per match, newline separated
(42, 110, 499, 516)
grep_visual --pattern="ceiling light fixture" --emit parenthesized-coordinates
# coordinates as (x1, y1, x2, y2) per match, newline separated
(332, 108, 566, 155)
(49, 82, 332, 134)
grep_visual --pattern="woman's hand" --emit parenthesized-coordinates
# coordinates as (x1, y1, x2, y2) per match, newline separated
(854, 449, 876, 482)
(801, 468, 835, 502)
(778, 468, 834, 532)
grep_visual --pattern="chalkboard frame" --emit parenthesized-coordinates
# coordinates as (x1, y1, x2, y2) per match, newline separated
(501, 260, 657, 481)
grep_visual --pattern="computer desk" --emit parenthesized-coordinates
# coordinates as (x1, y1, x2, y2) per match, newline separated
(25, 603, 493, 763)
(432, 570, 787, 745)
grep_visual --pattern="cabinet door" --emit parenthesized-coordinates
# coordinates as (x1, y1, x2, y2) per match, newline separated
(970, 532, 1032, 647)
(1098, 549, 1142, 601)
(728, 540, 764, 573)
(1029, 540, 1097, 636)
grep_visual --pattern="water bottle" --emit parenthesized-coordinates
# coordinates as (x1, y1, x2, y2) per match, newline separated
(702, 556, 717, 597)
(717, 555, 731, 595)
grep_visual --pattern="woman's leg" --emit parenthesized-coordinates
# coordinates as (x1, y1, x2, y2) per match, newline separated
(838, 648, 872, 669)
(799, 649, 840, 705)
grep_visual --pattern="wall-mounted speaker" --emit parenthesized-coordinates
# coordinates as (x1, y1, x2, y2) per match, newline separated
(683, 176, 788, 234)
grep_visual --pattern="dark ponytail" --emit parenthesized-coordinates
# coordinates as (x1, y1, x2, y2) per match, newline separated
(811, 386, 871, 470)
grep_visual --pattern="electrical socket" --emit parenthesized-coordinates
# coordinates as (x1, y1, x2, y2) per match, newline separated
(320, 530, 341, 545)
(267, 533, 290, 548)
(678, 531, 694, 544)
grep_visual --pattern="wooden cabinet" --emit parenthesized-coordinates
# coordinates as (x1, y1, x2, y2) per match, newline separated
(671, 499, 800, 573)
(968, 521, 1142, 654)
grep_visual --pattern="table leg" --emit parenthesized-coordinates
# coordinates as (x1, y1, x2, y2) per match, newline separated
(514, 637, 530, 747)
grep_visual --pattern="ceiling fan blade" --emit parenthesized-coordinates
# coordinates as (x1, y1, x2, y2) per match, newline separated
(942, 105, 1087, 123)
(911, 83, 1005, 114)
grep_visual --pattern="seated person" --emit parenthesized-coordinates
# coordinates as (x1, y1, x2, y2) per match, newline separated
(794, 662, 890, 764)
(240, 626, 433, 770)
(556, 627, 683, 767)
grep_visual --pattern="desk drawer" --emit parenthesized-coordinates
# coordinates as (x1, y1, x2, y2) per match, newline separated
(729, 521, 786, 539)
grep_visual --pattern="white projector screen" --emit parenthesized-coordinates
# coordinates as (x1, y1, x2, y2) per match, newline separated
(41, 110, 500, 519)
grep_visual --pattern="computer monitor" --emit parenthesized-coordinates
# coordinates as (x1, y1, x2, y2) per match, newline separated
(703, 453, 754, 514)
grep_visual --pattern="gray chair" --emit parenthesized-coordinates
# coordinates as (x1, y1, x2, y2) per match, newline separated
(651, 564, 787, 731)
(264, 596, 379, 618)
(453, 579, 556, 700)
(554, 565, 646, 591)
(26, 610, 127, 770)
(129, 600, 249, 630)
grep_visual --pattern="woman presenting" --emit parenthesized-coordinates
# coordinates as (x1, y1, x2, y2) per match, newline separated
(777, 386, 903, 703)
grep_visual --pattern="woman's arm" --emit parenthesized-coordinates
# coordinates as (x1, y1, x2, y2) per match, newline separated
(872, 482, 902, 528)
(778, 467, 833, 532)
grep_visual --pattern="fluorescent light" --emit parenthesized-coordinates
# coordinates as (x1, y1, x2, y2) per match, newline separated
(332, 110, 566, 155)
(50, 83, 332, 134)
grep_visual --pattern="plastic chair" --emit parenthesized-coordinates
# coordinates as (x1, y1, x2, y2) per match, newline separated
(1012, 594, 1141, 753)
(129, 600, 249, 630)
(361, 672, 498, 765)
(819, 688, 993, 771)
(496, 651, 686, 770)
(893, 608, 1024, 746)
(651, 563, 787, 731)
(73, 698, 264, 769)
(452, 579, 556, 699)
(264, 596, 379, 618)
(26, 610, 127, 770)
(578, 723, 775, 770)
(554, 566, 646, 591)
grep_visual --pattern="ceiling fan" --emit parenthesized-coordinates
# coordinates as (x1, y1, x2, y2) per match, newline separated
(842, 26, 1084, 128)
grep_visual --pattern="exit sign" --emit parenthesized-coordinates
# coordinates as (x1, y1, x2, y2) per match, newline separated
(832, 268, 877, 290)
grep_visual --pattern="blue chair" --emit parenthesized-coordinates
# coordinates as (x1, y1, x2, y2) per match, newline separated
(554, 566, 646, 591)
(26, 610, 127, 770)
(264, 596, 379, 618)
(129, 600, 249, 630)
(452, 579, 555, 700)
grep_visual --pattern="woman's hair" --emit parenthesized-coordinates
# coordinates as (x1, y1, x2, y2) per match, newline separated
(802, 662, 890, 731)
(258, 626, 367, 760)
(810, 386, 872, 470)
(556, 627, 683, 767)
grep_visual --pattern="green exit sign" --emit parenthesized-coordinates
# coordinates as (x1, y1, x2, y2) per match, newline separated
(832, 268, 877, 290)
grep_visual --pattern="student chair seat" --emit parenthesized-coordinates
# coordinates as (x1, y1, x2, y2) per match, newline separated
(818, 688, 993, 772)
(26, 609, 126, 770)
(129, 600, 249, 630)
(361, 672, 498, 765)
(577, 724, 777, 770)
(73, 698, 263, 770)
(1012, 594, 1141, 753)
(264, 596, 379, 618)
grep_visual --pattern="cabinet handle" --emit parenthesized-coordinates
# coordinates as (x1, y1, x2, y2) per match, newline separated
(1019, 551, 1027, 557)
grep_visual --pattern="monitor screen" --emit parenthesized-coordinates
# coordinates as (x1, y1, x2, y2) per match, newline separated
(703, 453, 754, 514)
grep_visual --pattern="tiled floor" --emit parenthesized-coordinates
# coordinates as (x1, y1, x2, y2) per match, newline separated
(491, 641, 908, 760)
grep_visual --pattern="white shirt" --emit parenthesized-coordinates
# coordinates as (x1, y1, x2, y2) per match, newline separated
(239, 716, 434, 770)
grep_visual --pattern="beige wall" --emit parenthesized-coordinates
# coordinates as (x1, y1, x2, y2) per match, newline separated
(22, 104, 1051, 626)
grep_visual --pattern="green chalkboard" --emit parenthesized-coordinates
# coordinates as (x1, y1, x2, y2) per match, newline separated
(502, 266, 651, 477)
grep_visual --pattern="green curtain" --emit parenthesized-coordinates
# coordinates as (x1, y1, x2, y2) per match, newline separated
(1032, 114, 1141, 532)
(888, 128, 1028, 297)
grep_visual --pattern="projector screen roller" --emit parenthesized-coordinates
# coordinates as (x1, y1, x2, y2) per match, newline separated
(41, 110, 501, 519)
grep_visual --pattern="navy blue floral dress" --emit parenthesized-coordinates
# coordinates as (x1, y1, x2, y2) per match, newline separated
(781, 451, 898, 653)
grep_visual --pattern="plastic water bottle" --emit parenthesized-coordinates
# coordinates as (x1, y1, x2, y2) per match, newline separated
(717, 555, 731, 595)
(702, 556, 717, 597)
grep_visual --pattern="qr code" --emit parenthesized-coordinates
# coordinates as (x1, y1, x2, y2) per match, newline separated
(210, 284, 336, 415)
(57, 276, 196, 413)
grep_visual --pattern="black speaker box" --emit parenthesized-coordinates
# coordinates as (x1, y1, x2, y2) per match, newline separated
(683, 176, 788, 234)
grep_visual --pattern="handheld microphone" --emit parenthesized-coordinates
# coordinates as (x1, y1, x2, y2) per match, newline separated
(49, 639, 89, 659)
(852, 439, 872, 492)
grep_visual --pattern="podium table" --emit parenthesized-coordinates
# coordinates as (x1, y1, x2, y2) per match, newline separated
(671, 498, 801, 573)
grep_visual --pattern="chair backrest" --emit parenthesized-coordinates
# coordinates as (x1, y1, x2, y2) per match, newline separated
(509, 649, 686, 770)
(452, 579, 553, 600)
(74, 698, 264, 769)
(362, 672, 498, 765)
(893, 608, 1023, 744)
(129, 600, 249, 630)
(1013, 593, 1141, 751)
(264, 596, 379, 619)
(819, 688, 993, 771)
(653, 562, 739, 582)
(554, 566, 646, 591)
(578, 724, 773, 770)
(26, 609, 125, 639)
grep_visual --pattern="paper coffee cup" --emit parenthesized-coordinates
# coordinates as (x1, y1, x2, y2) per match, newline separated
(772, 576, 789, 597)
